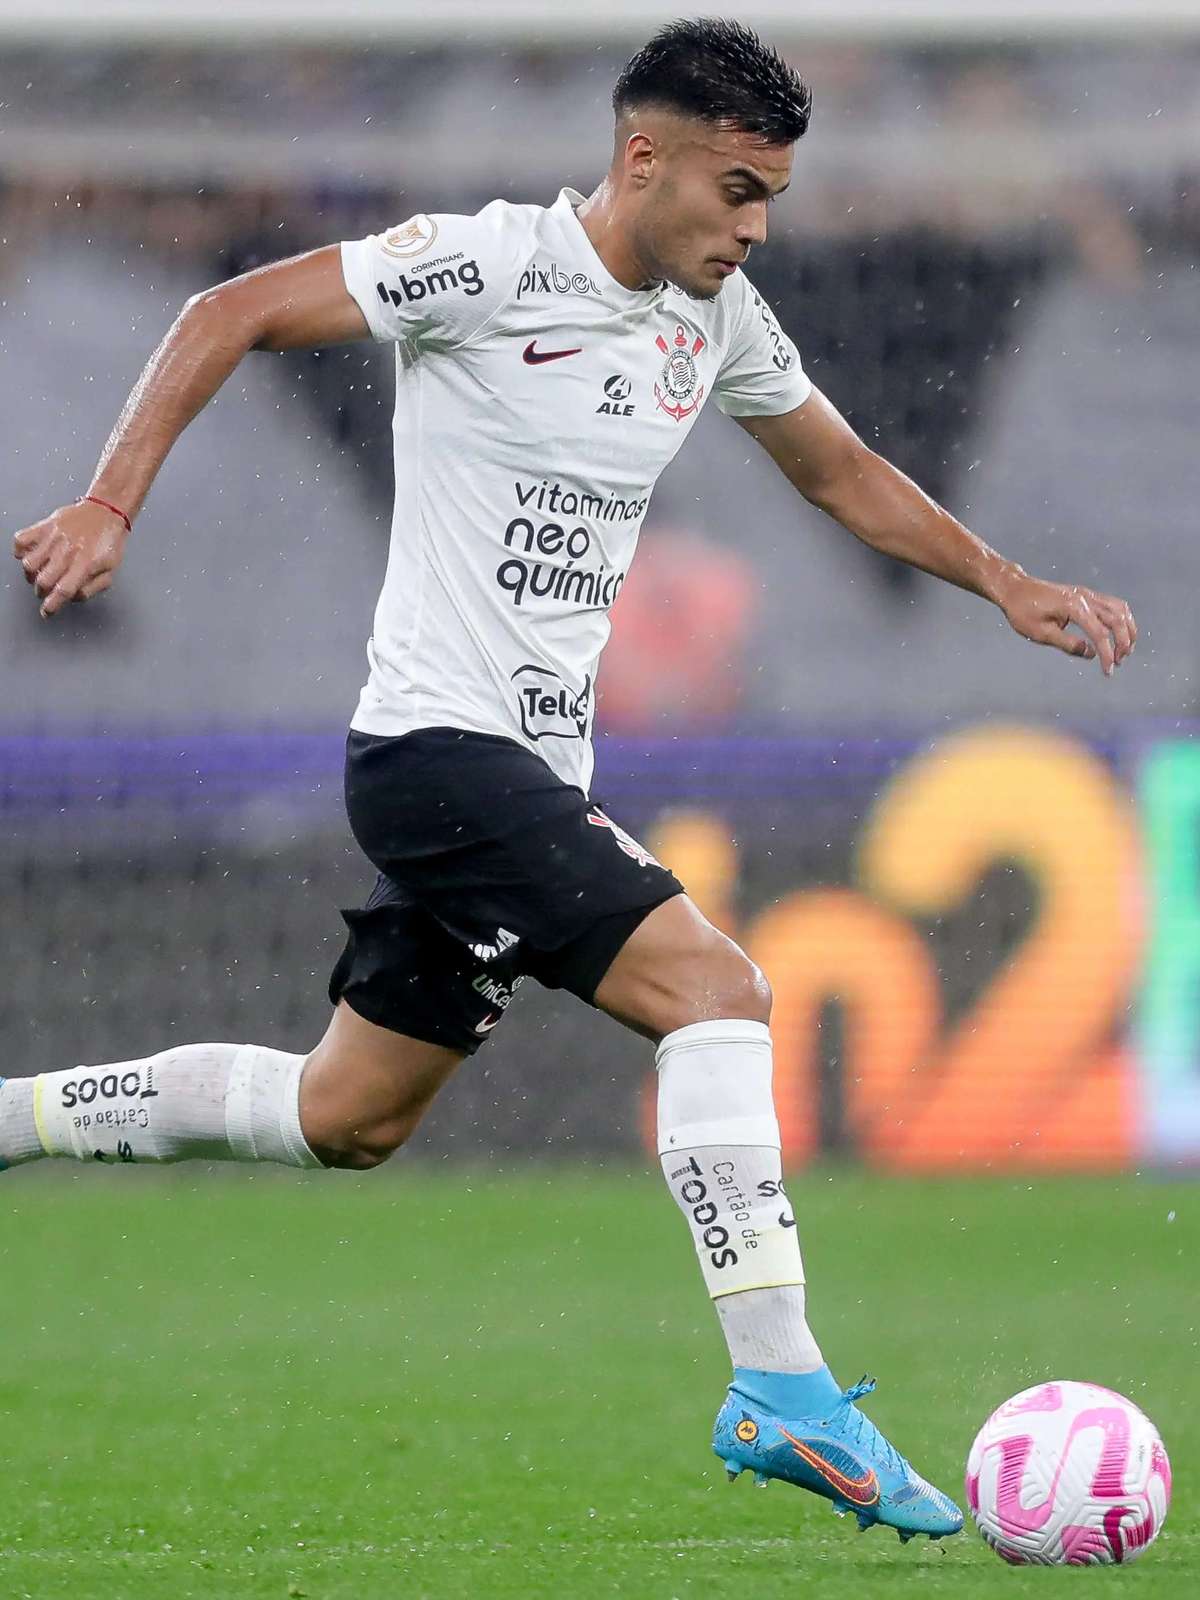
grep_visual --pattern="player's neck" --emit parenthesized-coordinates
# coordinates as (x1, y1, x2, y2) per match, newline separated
(575, 180, 660, 294)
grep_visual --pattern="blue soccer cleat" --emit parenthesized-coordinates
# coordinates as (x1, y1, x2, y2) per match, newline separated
(713, 1368, 964, 1543)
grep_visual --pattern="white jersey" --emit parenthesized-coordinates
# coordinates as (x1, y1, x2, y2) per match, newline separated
(340, 186, 811, 793)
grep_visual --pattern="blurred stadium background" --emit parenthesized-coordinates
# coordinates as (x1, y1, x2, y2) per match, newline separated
(3, 0, 1200, 1174)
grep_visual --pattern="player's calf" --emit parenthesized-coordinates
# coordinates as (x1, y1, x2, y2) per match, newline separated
(299, 1004, 462, 1169)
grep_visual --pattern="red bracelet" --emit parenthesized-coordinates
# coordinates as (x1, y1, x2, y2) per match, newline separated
(81, 494, 132, 533)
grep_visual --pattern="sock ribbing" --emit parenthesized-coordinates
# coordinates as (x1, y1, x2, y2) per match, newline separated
(226, 1046, 320, 1167)
(718, 1283, 825, 1373)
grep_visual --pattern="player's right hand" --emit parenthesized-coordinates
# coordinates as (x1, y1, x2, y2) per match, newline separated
(12, 499, 129, 620)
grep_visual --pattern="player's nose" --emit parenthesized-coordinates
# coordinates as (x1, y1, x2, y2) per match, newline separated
(735, 204, 769, 250)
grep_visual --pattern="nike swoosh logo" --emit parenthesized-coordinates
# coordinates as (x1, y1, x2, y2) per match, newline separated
(474, 1013, 502, 1035)
(523, 341, 582, 365)
(779, 1428, 880, 1507)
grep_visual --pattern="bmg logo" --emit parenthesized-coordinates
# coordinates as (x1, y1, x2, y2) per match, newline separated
(376, 259, 485, 307)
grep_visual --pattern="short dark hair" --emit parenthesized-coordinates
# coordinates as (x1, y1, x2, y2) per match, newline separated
(613, 18, 812, 144)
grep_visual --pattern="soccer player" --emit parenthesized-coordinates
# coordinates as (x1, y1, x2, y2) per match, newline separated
(6, 20, 1135, 1541)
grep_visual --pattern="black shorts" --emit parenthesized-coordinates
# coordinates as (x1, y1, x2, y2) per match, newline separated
(328, 727, 683, 1055)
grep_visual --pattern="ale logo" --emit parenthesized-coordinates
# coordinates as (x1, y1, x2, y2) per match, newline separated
(597, 373, 635, 418)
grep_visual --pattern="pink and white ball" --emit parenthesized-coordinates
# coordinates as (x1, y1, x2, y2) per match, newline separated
(966, 1381, 1171, 1566)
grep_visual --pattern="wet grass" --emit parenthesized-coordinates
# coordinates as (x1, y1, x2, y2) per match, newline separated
(0, 1165, 1193, 1597)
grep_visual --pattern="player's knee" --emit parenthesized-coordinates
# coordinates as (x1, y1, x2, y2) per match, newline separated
(665, 933, 772, 1033)
(746, 958, 772, 1022)
(709, 945, 772, 1025)
(301, 1083, 424, 1171)
(308, 1113, 415, 1171)
(319, 1139, 400, 1172)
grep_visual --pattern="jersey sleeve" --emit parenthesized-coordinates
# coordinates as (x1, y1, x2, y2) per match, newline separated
(340, 201, 524, 354)
(713, 270, 813, 418)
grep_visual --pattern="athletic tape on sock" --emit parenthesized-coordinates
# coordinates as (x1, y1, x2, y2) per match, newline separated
(656, 1019, 803, 1298)
(34, 1067, 99, 1159)
(661, 1148, 805, 1297)
(31, 1075, 54, 1156)
(655, 1019, 780, 1154)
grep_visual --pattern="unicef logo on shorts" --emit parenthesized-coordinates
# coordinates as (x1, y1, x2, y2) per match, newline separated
(512, 664, 592, 742)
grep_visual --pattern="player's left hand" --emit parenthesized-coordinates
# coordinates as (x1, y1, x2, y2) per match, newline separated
(997, 571, 1136, 677)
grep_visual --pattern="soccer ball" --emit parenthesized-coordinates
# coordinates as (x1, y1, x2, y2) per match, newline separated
(966, 1381, 1171, 1565)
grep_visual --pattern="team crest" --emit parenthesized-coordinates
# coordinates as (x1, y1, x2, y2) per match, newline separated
(381, 214, 437, 259)
(586, 809, 661, 868)
(654, 324, 707, 421)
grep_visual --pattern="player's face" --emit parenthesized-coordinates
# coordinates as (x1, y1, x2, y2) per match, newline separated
(635, 125, 794, 299)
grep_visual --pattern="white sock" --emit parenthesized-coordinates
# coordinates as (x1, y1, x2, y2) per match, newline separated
(0, 1044, 321, 1168)
(0, 1078, 44, 1167)
(657, 1019, 823, 1373)
(716, 1287, 823, 1374)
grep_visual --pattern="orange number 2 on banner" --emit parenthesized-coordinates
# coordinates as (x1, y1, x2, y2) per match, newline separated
(748, 726, 1144, 1170)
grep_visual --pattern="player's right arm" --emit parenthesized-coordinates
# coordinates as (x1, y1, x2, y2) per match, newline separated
(13, 246, 368, 619)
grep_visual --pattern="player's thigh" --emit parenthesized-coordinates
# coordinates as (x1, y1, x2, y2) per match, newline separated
(318, 886, 515, 1164)
(300, 999, 464, 1163)
(592, 893, 770, 1042)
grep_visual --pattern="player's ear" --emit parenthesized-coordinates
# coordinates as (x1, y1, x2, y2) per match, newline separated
(622, 130, 656, 190)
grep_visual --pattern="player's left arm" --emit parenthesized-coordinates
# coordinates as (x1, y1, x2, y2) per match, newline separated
(737, 389, 1136, 676)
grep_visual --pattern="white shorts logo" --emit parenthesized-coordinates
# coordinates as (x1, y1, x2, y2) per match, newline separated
(469, 927, 520, 963)
(587, 809, 660, 869)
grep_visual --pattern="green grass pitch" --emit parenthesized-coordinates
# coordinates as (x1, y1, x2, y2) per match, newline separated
(0, 1166, 1193, 1598)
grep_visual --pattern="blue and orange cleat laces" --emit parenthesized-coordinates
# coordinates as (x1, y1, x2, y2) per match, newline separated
(713, 1367, 963, 1542)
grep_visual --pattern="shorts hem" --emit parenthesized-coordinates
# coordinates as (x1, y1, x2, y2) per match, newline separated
(533, 883, 684, 1003)
(335, 990, 483, 1057)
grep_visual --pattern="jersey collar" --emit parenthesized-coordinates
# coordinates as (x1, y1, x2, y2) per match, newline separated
(553, 187, 667, 309)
